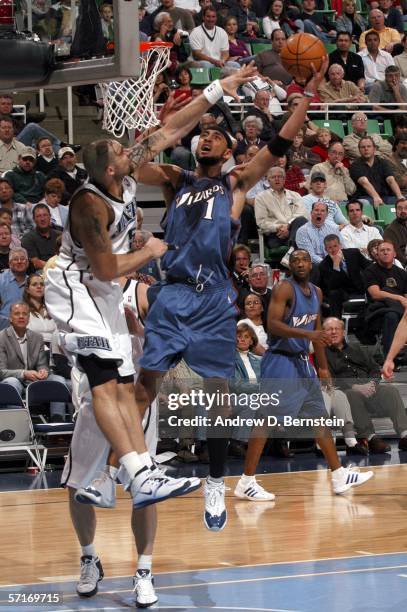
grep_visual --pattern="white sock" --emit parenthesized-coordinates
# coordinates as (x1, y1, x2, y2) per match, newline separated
(82, 543, 97, 558)
(137, 554, 152, 573)
(240, 473, 255, 485)
(107, 465, 119, 479)
(139, 452, 153, 468)
(345, 438, 357, 447)
(207, 476, 223, 485)
(119, 452, 142, 480)
(400, 431, 407, 439)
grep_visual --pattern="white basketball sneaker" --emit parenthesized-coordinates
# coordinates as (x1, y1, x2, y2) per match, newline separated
(234, 476, 276, 502)
(133, 569, 158, 608)
(130, 465, 201, 509)
(75, 468, 116, 508)
(204, 477, 227, 531)
(76, 555, 104, 598)
(331, 466, 374, 494)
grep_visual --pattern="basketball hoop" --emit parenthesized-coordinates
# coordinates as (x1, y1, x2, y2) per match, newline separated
(98, 41, 172, 139)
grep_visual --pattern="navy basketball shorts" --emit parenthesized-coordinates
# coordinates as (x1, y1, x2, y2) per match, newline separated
(259, 352, 326, 421)
(140, 281, 238, 379)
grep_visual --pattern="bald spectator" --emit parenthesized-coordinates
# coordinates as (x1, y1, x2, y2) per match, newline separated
(246, 91, 277, 141)
(343, 112, 393, 162)
(369, 65, 407, 113)
(318, 64, 367, 104)
(359, 9, 401, 53)
(349, 136, 404, 206)
(340, 200, 382, 255)
(310, 143, 356, 202)
(254, 166, 308, 249)
(358, 30, 395, 90)
(0, 115, 25, 174)
(189, 7, 240, 68)
(383, 198, 407, 266)
(389, 136, 407, 193)
(255, 29, 293, 86)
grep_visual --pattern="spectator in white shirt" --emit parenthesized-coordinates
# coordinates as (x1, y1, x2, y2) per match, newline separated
(340, 200, 382, 256)
(254, 166, 308, 249)
(358, 30, 395, 90)
(189, 7, 240, 68)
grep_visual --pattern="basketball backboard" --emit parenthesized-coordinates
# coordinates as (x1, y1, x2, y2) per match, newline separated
(0, 0, 140, 91)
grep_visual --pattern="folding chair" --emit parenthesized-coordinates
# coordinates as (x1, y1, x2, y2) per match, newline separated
(0, 383, 46, 471)
(27, 381, 74, 468)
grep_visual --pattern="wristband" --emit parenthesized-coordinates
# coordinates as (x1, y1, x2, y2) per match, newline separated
(203, 79, 224, 105)
(267, 134, 294, 157)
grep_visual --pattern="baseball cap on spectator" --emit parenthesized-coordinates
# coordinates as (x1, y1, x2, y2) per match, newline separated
(20, 146, 36, 160)
(58, 146, 75, 159)
(310, 171, 326, 182)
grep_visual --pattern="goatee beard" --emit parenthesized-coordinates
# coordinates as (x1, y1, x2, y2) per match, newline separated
(196, 154, 223, 167)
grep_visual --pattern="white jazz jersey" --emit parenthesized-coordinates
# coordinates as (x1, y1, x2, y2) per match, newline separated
(61, 279, 158, 489)
(45, 177, 138, 377)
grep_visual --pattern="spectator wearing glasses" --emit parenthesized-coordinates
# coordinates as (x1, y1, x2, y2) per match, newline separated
(238, 263, 272, 324)
(343, 112, 393, 163)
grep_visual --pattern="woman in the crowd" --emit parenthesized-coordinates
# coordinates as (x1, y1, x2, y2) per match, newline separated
(23, 273, 57, 346)
(239, 293, 268, 354)
(335, 0, 367, 44)
(225, 16, 252, 62)
(288, 130, 322, 171)
(262, 0, 295, 39)
(173, 66, 200, 102)
(152, 72, 170, 103)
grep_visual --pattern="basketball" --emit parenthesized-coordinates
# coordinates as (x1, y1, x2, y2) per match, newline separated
(280, 33, 326, 80)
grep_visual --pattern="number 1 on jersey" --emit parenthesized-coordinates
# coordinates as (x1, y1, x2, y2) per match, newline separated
(203, 196, 215, 220)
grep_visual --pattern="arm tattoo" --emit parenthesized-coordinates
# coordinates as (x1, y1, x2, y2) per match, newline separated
(129, 131, 167, 168)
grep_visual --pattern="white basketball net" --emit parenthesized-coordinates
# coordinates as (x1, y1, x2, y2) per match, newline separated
(98, 44, 172, 139)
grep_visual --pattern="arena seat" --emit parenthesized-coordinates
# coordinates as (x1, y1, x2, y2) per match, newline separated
(314, 119, 345, 139)
(189, 67, 211, 86)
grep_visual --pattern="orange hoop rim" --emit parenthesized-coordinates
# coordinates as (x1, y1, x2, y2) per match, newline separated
(139, 41, 173, 52)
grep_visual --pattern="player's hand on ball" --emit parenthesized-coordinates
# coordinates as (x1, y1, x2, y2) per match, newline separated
(221, 62, 258, 101)
(145, 236, 168, 258)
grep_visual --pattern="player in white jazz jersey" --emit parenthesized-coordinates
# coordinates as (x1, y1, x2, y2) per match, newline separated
(45, 65, 256, 509)
(66, 281, 160, 606)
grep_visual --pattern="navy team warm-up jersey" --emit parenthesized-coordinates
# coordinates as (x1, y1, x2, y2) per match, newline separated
(161, 170, 240, 286)
(268, 279, 320, 355)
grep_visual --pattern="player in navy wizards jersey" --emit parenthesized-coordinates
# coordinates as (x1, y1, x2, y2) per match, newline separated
(124, 60, 336, 532)
(234, 250, 374, 501)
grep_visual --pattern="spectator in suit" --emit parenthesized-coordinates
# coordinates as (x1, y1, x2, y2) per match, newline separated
(46, 147, 88, 205)
(363, 239, 407, 354)
(383, 198, 407, 266)
(0, 301, 66, 421)
(328, 31, 365, 90)
(0, 223, 12, 272)
(349, 136, 404, 206)
(359, 9, 401, 53)
(3, 147, 46, 204)
(319, 234, 370, 317)
(231, 244, 252, 293)
(21, 204, 61, 271)
(324, 316, 407, 453)
(0, 247, 29, 330)
(341, 199, 382, 255)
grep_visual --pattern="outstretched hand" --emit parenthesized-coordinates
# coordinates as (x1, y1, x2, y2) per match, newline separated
(305, 56, 329, 96)
(220, 61, 258, 101)
(158, 91, 191, 125)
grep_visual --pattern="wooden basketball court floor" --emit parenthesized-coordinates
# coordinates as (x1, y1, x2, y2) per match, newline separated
(1, 454, 407, 611)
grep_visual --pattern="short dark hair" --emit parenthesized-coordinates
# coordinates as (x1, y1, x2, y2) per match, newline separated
(385, 65, 400, 75)
(346, 200, 363, 213)
(174, 65, 192, 84)
(0, 207, 12, 218)
(336, 31, 352, 41)
(0, 114, 13, 125)
(311, 201, 328, 212)
(0, 177, 12, 188)
(289, 249, 311, 263)
(36, 136, 52, 149)
(202, 6, 216, 17)
(324, 233, 340, 245)
(271, 28, 285, 41)
(365, 30, 380, 41)
(32, 203, 50, 218)
(358, 135, 375, 149)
